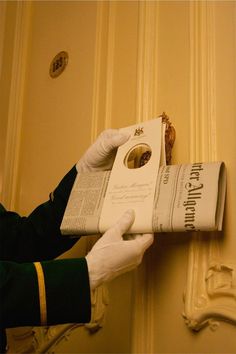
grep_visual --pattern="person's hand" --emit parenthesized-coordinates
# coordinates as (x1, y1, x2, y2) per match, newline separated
(85, 210, 154, 290)
(76, 129, 130, 173)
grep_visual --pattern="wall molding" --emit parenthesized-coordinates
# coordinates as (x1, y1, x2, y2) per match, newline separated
(0, 1, 6, 78)
(132, 2, 236, 350)
(1, 1, 31, 209)
(189, 0, 217, 163)
(91, 1, 116, 134)
(131, 2, 159, 353)
(90, 1, 106, 143)
(135, 1, 159, 123)
(183, 1, 236, 331)
(104, 1, 116, 129)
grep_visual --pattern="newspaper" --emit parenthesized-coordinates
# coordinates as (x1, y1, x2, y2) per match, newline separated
(61, 161, 226, 235)
(61, 117, 226, 235)
(152, 161, 226, 232)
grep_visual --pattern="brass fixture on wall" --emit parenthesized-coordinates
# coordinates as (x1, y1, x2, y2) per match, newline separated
(49, 51, 68, 78)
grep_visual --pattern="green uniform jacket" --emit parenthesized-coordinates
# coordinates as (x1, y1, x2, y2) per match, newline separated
(0, 166, 91, 352)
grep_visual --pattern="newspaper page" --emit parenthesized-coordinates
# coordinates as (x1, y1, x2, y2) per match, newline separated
(61, 161, 226, 236)
(152, 161, 226, 232)
(60, 170, 110, 235)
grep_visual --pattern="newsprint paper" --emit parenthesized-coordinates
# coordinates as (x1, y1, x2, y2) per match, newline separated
(61, 119, 226, 235)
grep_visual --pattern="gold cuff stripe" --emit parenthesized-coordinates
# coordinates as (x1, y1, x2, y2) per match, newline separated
(34, 262, 47, 326)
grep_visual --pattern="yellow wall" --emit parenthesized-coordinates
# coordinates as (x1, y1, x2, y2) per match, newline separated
(1, 1, 236, 353)
(0, 2, 16, 195)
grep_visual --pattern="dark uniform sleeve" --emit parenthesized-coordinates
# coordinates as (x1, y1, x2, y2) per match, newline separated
(0, 165, 79, 262)
(0, 258, 91, 328)
(0, 166, 91, 350)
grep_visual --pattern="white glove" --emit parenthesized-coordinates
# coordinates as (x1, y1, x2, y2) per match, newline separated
(76, 129, 130, 173)
(85, 210, 154, 290)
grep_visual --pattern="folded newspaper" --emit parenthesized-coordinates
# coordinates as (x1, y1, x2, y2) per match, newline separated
(61, 118, 226, 235)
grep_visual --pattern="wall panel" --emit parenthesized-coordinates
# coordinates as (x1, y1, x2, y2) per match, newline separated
(2, 1, 236, 353)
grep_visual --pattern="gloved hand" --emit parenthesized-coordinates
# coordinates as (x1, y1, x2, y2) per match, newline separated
(76, 129, 130, 173)
(85, 210, 154, 290)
